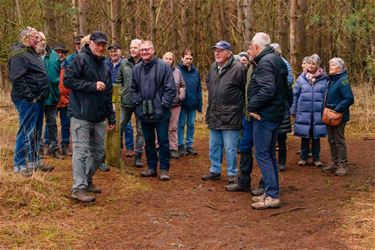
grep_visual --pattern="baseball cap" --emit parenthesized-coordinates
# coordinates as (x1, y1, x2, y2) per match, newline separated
(54, 44, 69, 53)
(90, 31, 108, 44)
(108, 44, 121, 50)
(73, 35, 84, 44)
(212, 40, 232, 51)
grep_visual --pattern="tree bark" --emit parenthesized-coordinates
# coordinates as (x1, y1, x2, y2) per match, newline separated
(78, 0, 88, 35)
(277, 0, 289, 58)
(72, 0, 79, 36)
(180, 0, 188, 48)
(15, 0, 23, 26)
(149, 0, 156, 41)
(289, 0, 298, 75)
(110, 0, 120, 43)
(170, 0, 179, 53)
(243, 0, 252, 48)
(297, 0, 306, 64)
(44, 0, 57, 40)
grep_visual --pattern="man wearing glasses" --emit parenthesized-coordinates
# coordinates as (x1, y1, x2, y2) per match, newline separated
(131, 40, 176, 181)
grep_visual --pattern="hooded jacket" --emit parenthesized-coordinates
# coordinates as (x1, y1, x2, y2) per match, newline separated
(115, 56, 139, 108)
(64, 44, 115, 125)
(177, 64, 202, 112)
(43, 46, 61, 106)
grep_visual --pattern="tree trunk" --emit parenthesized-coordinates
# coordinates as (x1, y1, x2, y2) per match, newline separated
(170, 0, 179, 53)
(289, 0, 298, 75)
(44, 0, 57, 40)
(149, 0, 156, 41)
(15, 0, 23, 25)
(71, 0, 79, 36)
(277, 0, 289, 58)
(237, 0, 243, 39)
(243, 0, 252, 48)
(78, 0, 88, 35)
(110, 0, 120, 44)
(297, 0, 306, 64)
(180, 0, 188, 48)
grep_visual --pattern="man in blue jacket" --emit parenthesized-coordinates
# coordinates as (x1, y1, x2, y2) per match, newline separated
(131, 40, 176, 181)
(247, 32, 289, 209)
(64, 31, 115, 203)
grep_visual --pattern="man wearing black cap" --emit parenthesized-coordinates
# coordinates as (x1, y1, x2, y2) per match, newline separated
(66, 35, 83, 64)
(64, 31, 116, 203)
(202, 40, 245, 185)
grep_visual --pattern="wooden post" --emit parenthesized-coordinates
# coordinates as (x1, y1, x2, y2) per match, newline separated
(106, 84, 121, 169)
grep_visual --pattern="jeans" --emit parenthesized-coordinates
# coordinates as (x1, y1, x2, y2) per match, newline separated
(238, 118, 254, 186)
(141, 119, 170, 170)
(253, 120, 280, 199)
(120, 106, 144, 154)
(178, 108, 196, 148)
(300, 127, 320, 161)
(327, 122, 347, 165)
(57, 107, 70, 146)
(209, 129, 240, 177)
(43, 105, 58, 151)
(13, 99, 44, 172)
(122, 122, 134, 150)
(71, 117, 105, 193)
(278, 133, 287, 165)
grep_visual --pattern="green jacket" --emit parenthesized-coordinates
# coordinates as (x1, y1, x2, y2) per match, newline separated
(43, 47, 61, 106)
(115, 56, 138, 108)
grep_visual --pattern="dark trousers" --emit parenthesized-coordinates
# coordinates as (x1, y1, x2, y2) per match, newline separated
(327, 122, 347, 165)
(57, 107, 70, 146)
(141, 119, 170, 170)
(43, 105, 58, 151)
(277, 133, 287, 165)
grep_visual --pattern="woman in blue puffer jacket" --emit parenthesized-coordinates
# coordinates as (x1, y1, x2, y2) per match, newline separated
(290, 54, 329, 167)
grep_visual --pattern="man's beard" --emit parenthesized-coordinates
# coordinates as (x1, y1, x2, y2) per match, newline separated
(35, 44, 46, 55)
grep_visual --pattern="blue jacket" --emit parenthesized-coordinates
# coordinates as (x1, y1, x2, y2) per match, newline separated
(279, 57, 294, 134)
(106, 57, 123, 83)
(131, 57, 176, 122)
(325, 71, 354, 123)
(177, 64, 202, 112)
(291, 71, 328, 138)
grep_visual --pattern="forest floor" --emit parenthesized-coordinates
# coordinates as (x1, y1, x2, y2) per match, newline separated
(1, 121, 375, 249)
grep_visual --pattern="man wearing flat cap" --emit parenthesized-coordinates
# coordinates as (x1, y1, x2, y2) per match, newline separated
(202, 40, 246, 185)
(64, 31, 116, 203)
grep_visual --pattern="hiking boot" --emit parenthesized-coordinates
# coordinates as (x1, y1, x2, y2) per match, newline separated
(252, 193, 266, 202)
(313, 161, 323, 167)
(159, 170, 170, 181)
(141, 169, 157, 177)
(278, 164, 286, 172)
(298, 160, 307, 166)
(225, 182, 250, 192)
(227, 175, 237, 184)
(126, 149, 134, 158)
(201, 172, 221, 181)
(71, 190, 96, 203)
(134, 153, 144, 168)
(19, 169, 33, 177)
(322, 162, 337, 173)
(51, 149, 65, 159)
(35, 164, 54, 172)
(171, 150, 180, 159)
(252, 195, 281, 209)
(335, 163, 348, 176)
(62, 145, 72, 156)
(186, 147, 198, 155)
(86, 183, 102, 194)
(43, 146, 50, 156)
(251, 187, 265, 196)
(98, 162, 110, 172)
(178, 145, 187, 157)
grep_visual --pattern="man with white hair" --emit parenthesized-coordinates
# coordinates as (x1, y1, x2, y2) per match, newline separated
(8, 27, 53, 176)
(247, 32, 290, 209)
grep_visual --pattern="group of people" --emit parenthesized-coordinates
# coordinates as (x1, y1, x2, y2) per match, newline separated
(8, 28, 354, 209)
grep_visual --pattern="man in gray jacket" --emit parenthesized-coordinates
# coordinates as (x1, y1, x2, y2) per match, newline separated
(202, 40, 246, 184)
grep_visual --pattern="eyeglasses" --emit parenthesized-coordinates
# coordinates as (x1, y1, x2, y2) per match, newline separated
(140, 47, 153, 52)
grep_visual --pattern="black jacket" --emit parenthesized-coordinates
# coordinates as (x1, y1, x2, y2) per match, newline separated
(205, 56, 245, 130)
(64, 45, 115, 124)
(247, 47, 290, 123)
(8, 43, 49, 102)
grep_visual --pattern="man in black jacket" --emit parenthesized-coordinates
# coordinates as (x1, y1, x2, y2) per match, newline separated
(202, 40, 245, 184)
(131, 40, 176, 181)
(64, 31, 115, 203)
(8, 27, 53, 177)
(247, 32, 289, 209)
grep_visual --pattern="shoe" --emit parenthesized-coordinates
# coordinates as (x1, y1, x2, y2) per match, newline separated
(86, 183, 102, 194)
(251, 187, 264, 196)
(335, 163, 348, 176)
(98, 163, 110, 172)
(159, 170, 170, 181)
(227, 175, 237, 184)
(51, 149, 65, 159)
(62, 145, 72, 156)
(186, 147, 198, 155)
(278, 164, 286, 171)
(71, 190, 96, 203)
(201, 172, 221, 181)
(298, 160, 307, 166)
(308, 152, 312, 158)
(19, 169, 33, 177)
(141, 169, 157, 177)
(171, 150, 180, 159)
(43, 146, 50, 156)
(178, 145, 187, 157)
(35, 164, 54, 172)
(322, 162, 337, 173)
(252, 193, 266, 202)
(134, 153, 144, 168)
(314, 161, 323, 167)
(225, 183, 250, 192)
(252, 195, 281, 209)
(126, 149, 134, 158)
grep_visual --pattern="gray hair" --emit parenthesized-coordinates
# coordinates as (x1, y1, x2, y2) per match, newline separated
(329, 57, 345, 72)
(140, 40, 154, 48)
(19, 26, 37, 42)
(270, 43, 282, 56)
(251, 32, 271, 49)
(130, 39, 142, 47)
(309, 53, 321, 66)
(233, 55, 241, 62)
(302, 56, 310, 64)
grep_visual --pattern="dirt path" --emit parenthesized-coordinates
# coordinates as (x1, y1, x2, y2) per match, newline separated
(62, 136, 375, 249)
